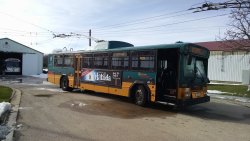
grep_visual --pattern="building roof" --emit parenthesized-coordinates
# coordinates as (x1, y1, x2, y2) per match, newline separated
(0, 38, 43, 54)
(195, 40, 250, 51)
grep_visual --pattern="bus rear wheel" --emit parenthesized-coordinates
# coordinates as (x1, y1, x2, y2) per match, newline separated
(134, 85, 148, 106)
(61, 76, 73, 91)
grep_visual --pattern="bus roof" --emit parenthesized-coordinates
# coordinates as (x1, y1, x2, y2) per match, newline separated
(50, 42, 206, 55)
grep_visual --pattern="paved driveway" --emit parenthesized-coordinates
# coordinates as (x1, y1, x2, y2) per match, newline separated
(1, 76, 250, 141)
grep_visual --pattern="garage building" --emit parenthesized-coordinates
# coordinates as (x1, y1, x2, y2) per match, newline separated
(0, 38, 43, 75)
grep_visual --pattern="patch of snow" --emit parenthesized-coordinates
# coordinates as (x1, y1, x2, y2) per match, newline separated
(235, 98, 250, 103)
(209, 93, 250, 103)
(207, 90, 226, 94)
(35, 87, 66, 93)
(18, 107, 33, 110)
(0, 102, 11, 117)
(42, 81, 53, 85)
(78, 103, 86, 107)
(16, 124, 23, 129)
(30, 73, 48, 79)
(0, 125, 11, 140)
(209, 82, 242, 85)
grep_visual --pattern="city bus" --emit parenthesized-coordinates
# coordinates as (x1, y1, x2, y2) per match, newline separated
(47, 41, 210, 107)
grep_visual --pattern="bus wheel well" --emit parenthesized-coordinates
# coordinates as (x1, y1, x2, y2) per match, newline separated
(60, 75, 73, 91)
(59, 75, 66, 88)
(130, 84, 150, 103)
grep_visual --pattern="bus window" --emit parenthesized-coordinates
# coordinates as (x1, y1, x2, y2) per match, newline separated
(140, 56, 154, 69)
(54, 55, 63, 67)
(111, 52, 129, 70)
(64, 55, 73, 67)
(131, 51, 155, 70)
(82, 57, 93, 68)
(93, 53, 109, 69)
(184, 56, 195, 78)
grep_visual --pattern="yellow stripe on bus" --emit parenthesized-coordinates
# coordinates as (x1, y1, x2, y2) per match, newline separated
(54, 74, 61, 85)
(79, 82, 156, 102)
(148, 84, 156, 102)
(48, 75, 156, 102)
(68, 76, 74, 87)
(47, 73, 54, 83)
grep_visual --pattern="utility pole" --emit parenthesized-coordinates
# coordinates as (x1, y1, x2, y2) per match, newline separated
(89, 29, 91, 47)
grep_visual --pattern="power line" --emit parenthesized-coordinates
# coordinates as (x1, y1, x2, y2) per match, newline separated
(188, 0, 250, 12)
(93, 13, 230, 33)
(94, 12, 194, 32)
(96, 28, 225, 38)
(93, 25, 227, 36)
(94, 10, 188, 30)
(0, 11, 55, 35)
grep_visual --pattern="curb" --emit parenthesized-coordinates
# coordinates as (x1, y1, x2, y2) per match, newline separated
(5, 88, 22, 141)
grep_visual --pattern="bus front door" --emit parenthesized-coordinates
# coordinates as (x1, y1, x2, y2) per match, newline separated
(157, 49, 178, 101)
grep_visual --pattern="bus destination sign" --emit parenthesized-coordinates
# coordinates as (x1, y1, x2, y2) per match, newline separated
(189, 46, 208, 57)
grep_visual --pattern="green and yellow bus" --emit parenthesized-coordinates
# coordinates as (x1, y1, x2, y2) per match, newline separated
(48, 41, 210, 107)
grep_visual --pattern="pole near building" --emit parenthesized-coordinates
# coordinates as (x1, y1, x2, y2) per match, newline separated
(89, 29, 91, 47)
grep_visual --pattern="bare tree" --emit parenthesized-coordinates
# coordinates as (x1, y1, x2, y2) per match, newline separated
(224, 0, 250, 51)
(190, 0, 250, 51)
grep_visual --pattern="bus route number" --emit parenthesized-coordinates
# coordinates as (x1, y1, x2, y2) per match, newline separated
(113, 72, 120, 79)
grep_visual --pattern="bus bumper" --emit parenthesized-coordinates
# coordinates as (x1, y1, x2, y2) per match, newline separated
(177, 95, 210, 106)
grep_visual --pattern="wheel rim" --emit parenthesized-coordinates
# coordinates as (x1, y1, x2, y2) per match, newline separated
(62, 79, 67, 89)
(135, 89, 144, 104)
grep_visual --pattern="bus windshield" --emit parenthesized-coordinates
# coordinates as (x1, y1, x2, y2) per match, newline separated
(184, 55, 209, 83)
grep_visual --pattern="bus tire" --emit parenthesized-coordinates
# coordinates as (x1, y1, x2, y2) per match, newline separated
(134, 85, 148, 106)
(61, 76, 73, 91)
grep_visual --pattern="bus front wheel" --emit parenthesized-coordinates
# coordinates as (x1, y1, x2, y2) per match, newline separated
(135, 85, 148, 106)
(61, 77, 72, 91)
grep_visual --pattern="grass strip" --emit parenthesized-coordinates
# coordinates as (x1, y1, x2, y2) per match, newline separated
(0, 86, 13, 102)
(208, 84, 250, 97)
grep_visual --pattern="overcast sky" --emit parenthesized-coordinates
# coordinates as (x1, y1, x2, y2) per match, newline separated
(0, 0, 231, 54)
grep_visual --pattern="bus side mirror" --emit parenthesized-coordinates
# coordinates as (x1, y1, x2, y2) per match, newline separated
(187, 55, 192, 65)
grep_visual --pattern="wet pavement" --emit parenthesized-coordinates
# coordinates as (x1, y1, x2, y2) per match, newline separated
(1, 75, 250, 141)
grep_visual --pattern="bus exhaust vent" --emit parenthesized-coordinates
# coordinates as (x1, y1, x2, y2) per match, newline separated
(94, 41, 134, 50)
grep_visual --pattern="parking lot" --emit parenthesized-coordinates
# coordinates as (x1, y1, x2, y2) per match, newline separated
(1, 76, 250, 141)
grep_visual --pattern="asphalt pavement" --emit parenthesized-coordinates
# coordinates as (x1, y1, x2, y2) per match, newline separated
(1, 76, 250, 141)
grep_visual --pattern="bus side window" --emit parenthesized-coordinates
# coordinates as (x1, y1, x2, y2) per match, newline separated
(94, 53, 109, 69)
(54, 55, 63, 67)
(48, 56, 53, 66)
(64, 55, 73, 67)
(111, 52, 129, 70)
(131, 51, 155, 71)
(139, 56, 154, 70)
(82, 57, 93, 68)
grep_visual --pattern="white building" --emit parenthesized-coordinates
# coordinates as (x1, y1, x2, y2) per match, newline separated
(196, 40, 250, 83)
(0, 38, 43, 75)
